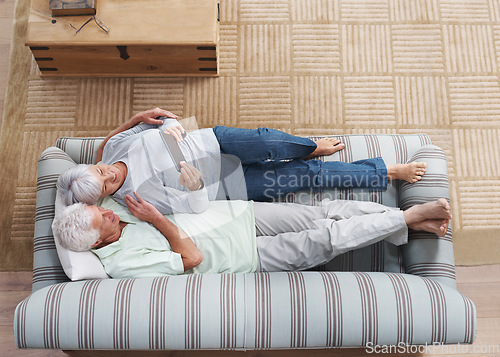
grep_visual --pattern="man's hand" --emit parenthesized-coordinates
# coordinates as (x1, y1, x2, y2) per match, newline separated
(125, 191, 162, 224)
(179, 162, 203, 191)
(131, 107, 178, 126)
(127, 191, 203, 271)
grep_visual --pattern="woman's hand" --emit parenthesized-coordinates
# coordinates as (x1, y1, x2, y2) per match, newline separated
(134, 108, 185, 141)
(97, 108, 179, 163)
(164, 125, 186, 142)
(131, 107, 178, 126)
(179, 162, 203, 191)
(125, 191, 163, 224)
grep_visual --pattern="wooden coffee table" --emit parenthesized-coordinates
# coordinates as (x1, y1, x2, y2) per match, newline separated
(26, 0, 220, 76)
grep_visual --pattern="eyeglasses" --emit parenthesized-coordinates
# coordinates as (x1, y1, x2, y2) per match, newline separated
(75, 16, 110, 34)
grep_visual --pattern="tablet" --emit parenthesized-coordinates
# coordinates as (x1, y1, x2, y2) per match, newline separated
(159, 131, 186, 172)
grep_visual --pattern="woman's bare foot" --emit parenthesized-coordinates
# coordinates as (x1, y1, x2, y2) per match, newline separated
(404, 198, 452, 226)
(408, 219, 449, 237)
(304, 138, 345, 160)
(387, 162, 427, 183)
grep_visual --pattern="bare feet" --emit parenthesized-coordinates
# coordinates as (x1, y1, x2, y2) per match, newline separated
(405, 198, 452, 222)
(387, 162, 427, 183)
(403, 198, 452, 237)
(304, 138, 345, 160)
(408, 219, 449, 237)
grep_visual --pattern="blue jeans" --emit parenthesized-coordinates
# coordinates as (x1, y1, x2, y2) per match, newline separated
(212, 126, 388, 201)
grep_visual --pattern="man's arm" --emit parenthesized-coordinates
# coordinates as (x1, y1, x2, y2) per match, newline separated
(96, 108, 179, 162)
(148, 212, 203, 271)
(124, 192, 203, 271)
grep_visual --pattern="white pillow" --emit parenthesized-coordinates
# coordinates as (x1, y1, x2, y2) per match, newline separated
(53, 193, 109, 280)
(53, 229, 109, 280)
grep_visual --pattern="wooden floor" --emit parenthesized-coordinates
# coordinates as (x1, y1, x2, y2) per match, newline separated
(1, 265, 500, 357)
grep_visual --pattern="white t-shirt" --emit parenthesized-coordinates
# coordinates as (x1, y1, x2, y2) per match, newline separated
(102, 119, 221, 214)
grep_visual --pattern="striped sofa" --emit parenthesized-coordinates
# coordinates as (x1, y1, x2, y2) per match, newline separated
(15, 134, 476, 350)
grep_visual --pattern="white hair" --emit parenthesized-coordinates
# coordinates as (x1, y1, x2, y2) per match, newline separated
(57, 164, 102, 206)
(52, 203, 100, 252)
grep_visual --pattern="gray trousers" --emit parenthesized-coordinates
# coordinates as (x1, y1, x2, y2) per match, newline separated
(253, 199, 408, 272)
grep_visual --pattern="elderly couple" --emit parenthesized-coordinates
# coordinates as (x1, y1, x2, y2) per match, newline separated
(53, 108, 451, 278)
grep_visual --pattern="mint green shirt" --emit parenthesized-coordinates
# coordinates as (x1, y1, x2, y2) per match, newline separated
(92, 197, 257, 278)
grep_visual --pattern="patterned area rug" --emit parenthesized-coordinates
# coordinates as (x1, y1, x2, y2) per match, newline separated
(1, 0, 499, 270)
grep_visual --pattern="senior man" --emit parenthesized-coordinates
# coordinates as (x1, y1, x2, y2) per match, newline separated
(52, 193, 451, 278)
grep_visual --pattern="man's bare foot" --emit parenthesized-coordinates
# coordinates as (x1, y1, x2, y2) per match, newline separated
(304, 138, 345, 160)
(387, 162, 427, 183)
(403, 198, 452, 226)
(408, 219, 449, 237)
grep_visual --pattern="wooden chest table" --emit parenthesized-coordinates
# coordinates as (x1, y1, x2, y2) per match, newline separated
(27, 0, 219, 77)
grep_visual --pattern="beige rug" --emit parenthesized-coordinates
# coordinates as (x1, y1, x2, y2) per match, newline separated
(1, 0, 500, 270)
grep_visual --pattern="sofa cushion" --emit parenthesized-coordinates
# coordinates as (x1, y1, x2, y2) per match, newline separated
(15, 272, 476, 349)
(46, 134, 439, 282)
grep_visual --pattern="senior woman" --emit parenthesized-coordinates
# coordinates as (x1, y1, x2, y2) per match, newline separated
(57, 108, 427, 215)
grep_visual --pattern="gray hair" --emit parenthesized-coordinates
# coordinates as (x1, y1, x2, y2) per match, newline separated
(57, 164, 102, 206)
(52, 203, 100, 252)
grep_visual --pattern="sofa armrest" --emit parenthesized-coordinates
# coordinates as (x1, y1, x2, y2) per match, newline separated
(399, 145, 456, 288)
(34, 147, 74, 291)
(56, 137, 104, 164)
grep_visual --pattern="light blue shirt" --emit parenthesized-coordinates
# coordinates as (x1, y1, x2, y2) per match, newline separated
(92, 220, 185, 278)
(92, 198, 258, 278)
